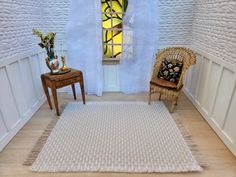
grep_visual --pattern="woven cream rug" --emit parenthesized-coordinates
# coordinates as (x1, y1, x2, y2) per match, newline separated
(31, 102, 202, 173)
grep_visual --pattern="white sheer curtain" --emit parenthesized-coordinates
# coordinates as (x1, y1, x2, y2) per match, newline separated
(119, 0, 160, 93)
(66, 0, 103, 96)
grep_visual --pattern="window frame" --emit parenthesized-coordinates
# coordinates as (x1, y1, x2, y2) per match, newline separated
(101, 0, 126, 63)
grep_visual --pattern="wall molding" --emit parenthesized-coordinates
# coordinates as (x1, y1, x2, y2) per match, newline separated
(0, 48, 42, 68)
(193, 48, 236, 73)
(0, 52, 46, 152)
(184, 47, 236, 157)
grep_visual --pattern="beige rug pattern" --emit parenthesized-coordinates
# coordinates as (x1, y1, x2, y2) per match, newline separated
(32, 102, 202, 173)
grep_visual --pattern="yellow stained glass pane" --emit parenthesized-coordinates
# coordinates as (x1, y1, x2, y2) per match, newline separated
(112, 14, 122, 27)
(116, 13, 123, 19)
(112, 0, 122, 12)
(102, 0, 111, 12)
(103, 30, 114, 44)
(104, 45, 113, 58)
(102, 13, 112, 21)
(102, 18, 112, 29)
(113, 31, 122, 45)
(113, 45, 122, 58)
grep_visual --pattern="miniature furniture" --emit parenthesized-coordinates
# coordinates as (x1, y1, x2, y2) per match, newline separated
(148, 47, 196, 112)
(41, 69, 85, 116)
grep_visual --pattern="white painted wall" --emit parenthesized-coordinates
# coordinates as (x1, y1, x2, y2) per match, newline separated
(39, 0, 69, 45)
(184, 0, 236, 156)
(191, 0, 236, 65)
(1, 0, 236, 157)
(0, 0, 68, 151)
(159, 0, 195, 48)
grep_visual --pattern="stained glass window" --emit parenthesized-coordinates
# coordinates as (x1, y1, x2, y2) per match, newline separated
(101, 0, 128, 59)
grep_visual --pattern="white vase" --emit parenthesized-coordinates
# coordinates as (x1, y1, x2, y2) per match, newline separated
(49, 58, 60, 73)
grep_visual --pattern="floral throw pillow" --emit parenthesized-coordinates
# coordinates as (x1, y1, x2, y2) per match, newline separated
(157, 59, 183, 83)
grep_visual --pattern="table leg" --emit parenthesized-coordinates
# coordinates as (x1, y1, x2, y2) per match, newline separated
(80, 74, 86, 104)
(51, 88, 60, 116)
(71, 84, 77, 100)
(41, 76, 52, 109)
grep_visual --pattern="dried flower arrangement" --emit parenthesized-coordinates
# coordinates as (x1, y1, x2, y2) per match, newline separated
(32, 29, 70, 74)
(32, 29, 56, 60)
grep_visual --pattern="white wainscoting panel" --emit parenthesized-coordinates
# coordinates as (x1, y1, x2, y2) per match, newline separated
(0, 51, 46, 151)
(202, 62, 221, 113)
(196, 57, 210, 105)
(103, 64, 120, 92)
(212, 69, 235, 128)
(7, 62, 28, 116)
(224, 86, 236, 143)
(38, 52, 50, 74)
(0, 67, 20, 130)
(20, 58, 37, 108)
(189, 54, 202, 98)
(0, 111, 8, 142)
(184, 48, 236, 156)
(30, 55, 44, 99)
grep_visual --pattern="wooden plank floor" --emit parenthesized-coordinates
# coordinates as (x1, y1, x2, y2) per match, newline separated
(0, 92, 236, 177)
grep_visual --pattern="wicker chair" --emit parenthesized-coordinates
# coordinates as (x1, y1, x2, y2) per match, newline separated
(148, 47, 196, 112)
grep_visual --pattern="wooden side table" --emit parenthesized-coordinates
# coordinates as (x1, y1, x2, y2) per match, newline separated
(41, 69, 85, 116)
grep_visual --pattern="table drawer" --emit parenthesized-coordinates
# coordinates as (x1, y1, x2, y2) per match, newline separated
(56, 77, 80, 88)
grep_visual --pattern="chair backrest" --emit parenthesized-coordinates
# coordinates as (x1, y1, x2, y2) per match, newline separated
(151, 47, 196, 89)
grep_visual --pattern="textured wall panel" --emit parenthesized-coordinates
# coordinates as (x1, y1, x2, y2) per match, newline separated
(0, 0, 69, 61)
(159, 0, 195, 48)
(192, 0, 236, 65)
(0, 0, 43, 59)
(40, 0, 69, 46)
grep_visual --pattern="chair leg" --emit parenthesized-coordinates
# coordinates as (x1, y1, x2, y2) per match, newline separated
(148, 85, 152, 105)
(170, 97, 178, 113)
(175, 96, 179, 106)
(158, 93, 162, 101)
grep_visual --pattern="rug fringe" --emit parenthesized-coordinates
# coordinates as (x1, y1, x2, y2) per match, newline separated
(23, 117, 59, 166)
(172, 113, 208, 169)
